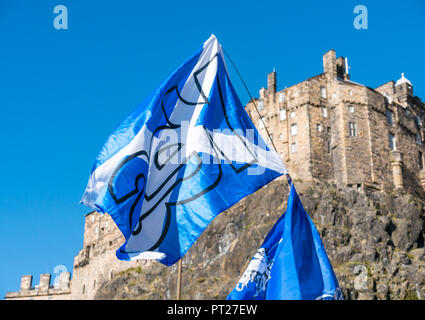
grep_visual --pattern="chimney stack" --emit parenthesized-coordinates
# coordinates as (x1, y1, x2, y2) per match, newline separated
(267, 70, 277, 94)
(323, 50, 337, 78)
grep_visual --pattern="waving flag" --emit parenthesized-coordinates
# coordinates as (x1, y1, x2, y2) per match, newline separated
(81, 35, 286, 266)
(226, 212, 286, 300)
(227, 183, 343, 300)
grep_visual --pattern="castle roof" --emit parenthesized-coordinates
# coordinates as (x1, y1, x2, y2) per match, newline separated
(395, 73, 412, 87)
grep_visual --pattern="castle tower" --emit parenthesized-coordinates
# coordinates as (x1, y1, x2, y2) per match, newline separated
(395, 73, 413, 107)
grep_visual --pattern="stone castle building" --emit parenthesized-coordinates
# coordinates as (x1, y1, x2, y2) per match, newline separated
(246, 50, 425, 199)
(5, 49, 425, 299)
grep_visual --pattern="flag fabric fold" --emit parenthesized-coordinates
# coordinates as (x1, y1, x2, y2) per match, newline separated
(81, 35, 287, 266)
(227, 183, 343, 300)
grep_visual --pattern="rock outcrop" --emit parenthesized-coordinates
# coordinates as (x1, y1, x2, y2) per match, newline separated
(94, 178, 425, 300)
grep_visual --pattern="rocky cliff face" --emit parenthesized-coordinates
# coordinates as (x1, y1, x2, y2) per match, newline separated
(94, 178, 425, 300)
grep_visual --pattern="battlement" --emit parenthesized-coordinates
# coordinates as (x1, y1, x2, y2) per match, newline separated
(5, 272, 71, 300)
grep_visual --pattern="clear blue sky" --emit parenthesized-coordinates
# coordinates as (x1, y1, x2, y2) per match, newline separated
(0, 0, 424, 299)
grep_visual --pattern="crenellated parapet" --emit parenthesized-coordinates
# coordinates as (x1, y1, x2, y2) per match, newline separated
(5, 272, 71, 300)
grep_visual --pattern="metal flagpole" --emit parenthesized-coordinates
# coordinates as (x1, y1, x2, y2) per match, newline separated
(176, 259, 182, 300)
(222, 47, 292, 185)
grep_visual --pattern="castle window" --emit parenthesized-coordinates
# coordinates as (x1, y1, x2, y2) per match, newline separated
(280, 109, 286, 120)
(82, 285, 85, 294)
(85, 246, 91, 259)
(279, 92, 286, 103)
(389, 133, 396, 150)
(320, 87, 327, 98)
(279, 133, 284, 140)
(290, 124, 298, 136)
(417, 133, 422, 145)
(327, 140, 331, 153)
(386, 109, 394, 126)
(258, 100, 264, 111)
(291, 143, 297, 153)
(348, 105, 355, 113)
(348, 122, 357, 137)
(91, 215, 95, 223)
(321, 107, 328, 118)
(419, 151, 423, 170)
(316, 124, 322, 132)
(258, 118, 264, 129)
(290, 111, 296, 119)
(93, 280, 96, 289)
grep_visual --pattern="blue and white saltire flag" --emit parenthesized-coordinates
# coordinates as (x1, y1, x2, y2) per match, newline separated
(81, 35, 287, 266)
(227, 183, 343, 300)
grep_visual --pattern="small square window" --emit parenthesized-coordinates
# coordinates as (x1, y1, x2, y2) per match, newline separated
(258, 100, 264, 111)
(316, 124, 322, 132)
(348, 105, 355, 113)
(321, 107, 328, 118)
(258, 118, 264, 129)
(280, 109, 286, 120)
(290, 111, 296, 118)
(291, 143, 297, 153)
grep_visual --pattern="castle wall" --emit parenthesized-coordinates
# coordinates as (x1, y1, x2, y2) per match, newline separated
(308, 76, 333, 182)
(71, 211, 141, 300)
(5, 273, 71, 300)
